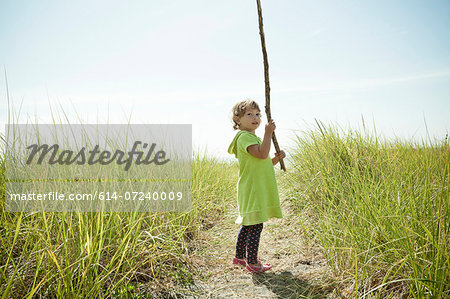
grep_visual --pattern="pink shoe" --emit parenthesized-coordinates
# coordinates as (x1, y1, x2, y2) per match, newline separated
(246, 261, 272, 273)
(232, 257, 246, 266)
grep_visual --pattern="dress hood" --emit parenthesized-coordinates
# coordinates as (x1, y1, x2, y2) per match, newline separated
(227, 130, 247, 158)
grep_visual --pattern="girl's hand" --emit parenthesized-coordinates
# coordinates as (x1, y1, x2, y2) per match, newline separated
(274, 150, 286, 160)
(272, 150, 285, 165)
(265, 119, 276, 135)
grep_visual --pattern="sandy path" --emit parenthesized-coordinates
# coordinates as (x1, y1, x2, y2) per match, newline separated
(185, 200, 338, 298)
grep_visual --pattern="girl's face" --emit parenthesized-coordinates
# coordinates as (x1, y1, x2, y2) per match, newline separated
(238, 108, 262, 133)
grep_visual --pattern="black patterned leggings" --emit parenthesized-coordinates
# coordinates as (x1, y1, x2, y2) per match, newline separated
(235, 223, 263, 264)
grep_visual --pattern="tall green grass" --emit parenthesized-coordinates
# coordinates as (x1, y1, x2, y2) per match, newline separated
(287, 122, 449, 297)
(0, 144, 237, 297)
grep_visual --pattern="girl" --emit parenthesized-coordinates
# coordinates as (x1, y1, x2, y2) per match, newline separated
(227, 99, 285, 273)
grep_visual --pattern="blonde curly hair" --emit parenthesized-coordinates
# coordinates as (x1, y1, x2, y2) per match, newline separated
(231, 99, 261, 130)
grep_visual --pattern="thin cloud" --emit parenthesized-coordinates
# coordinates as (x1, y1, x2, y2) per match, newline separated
(277, 69, 450, 94)
(309, 29, 324, 37)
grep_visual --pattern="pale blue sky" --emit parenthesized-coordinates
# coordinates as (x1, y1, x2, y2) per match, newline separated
(1, 0, 449, 159)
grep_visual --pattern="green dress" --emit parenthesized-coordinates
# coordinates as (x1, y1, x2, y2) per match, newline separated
(228, 130, 283, 225)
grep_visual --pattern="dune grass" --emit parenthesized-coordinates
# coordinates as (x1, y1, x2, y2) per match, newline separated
(0, 142, 237, 297)
(1, 113, 448, 298)
(286, 122, 449, 297)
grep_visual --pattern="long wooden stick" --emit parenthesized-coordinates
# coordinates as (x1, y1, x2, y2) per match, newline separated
(256, 0, 286, 171)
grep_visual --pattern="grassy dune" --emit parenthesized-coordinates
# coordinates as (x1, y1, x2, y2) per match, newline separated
(285, 123, 449, 297)
(1, 122, 448, 298)
(0, 151, 237, 298)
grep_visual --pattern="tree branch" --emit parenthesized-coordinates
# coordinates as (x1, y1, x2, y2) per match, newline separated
(256, 0, 286, 171)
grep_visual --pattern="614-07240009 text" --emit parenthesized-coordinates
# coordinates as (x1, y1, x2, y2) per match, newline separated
(9, 191, 184, 201)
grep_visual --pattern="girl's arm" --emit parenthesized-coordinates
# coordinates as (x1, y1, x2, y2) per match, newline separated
(247, 120, 276, 159)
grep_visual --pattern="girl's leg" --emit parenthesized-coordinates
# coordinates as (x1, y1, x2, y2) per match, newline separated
(246, 223, 263, 264)
(235, 225, 250, 259)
